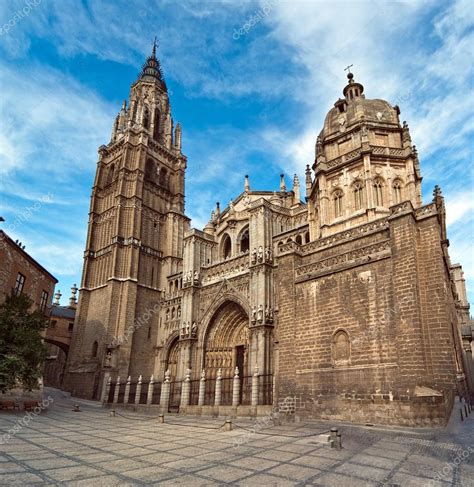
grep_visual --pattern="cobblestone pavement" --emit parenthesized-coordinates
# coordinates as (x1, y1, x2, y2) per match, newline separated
(0, 389, 473, 486)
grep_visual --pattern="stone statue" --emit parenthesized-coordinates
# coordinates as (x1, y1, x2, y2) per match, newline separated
(265, 306, 269, 321)
(193, 271, 199, 284)
(251, 248, 257, 264)
(104, 351, 112, 368)
(185, 322, 190, 336)
(191, 321, 197, 337)
(257, 304, 263, 322)
(265, 246, 272, 262)
(257, 245, 263, 262)
(316, 135, 323, 155)
(251, 306, 257, 323)
(180, 326, 185, 338)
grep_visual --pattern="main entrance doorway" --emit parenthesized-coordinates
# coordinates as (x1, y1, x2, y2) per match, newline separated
(204, 301, 249, 383)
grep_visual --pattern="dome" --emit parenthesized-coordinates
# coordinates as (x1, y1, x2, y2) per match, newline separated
(319, 73, 400, 140)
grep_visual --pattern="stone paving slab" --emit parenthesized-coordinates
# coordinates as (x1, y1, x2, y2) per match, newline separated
(0, 390, 473, 486)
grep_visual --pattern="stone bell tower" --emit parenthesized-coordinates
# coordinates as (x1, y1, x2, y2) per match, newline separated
(307, 70, 422, 239)
(65, 42, 189, 399)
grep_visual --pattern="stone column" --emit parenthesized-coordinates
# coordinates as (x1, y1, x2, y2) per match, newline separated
(198, 370, 206, 406)
(251, 366, 259, 406)
(112, 376, 120, 404)
(160, 369, 171, 411)
(232, 367, 240, 407)
(215, 368, 222, 407)
(180, 369, 191, 408)
(134, 375, 142, 406)
(147, 375, 154, 406)
(124, 376, 131, 406)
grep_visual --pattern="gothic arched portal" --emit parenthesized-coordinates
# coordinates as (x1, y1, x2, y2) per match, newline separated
(204, 301, 249, 379)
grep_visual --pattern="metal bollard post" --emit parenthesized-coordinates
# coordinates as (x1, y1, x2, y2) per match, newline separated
(110, 409, 116, 417)
(158, 414, 164, 423)
(460, 409, 464, 421)
(225, 419, 233, 431)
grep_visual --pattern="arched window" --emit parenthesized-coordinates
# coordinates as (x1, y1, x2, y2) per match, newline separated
(160, 168, 168, 187)
(295, 235, 302, 245)
(92, 341, 98, 358)
(171, 307, 175, 319)
(393, 179, 403, 204)
(143, 107, 150, 129)
(353, 180, 365, 211)
(107, 164, 115, 185)
(333, 330, 350, 363)
(332, 189, 344, 218)
(145, 159, 154, 180)
(153, 108, 161, 140)
(373, 178, 384, 206)
(304, 231, 310, 244)
(131, 101, 138, 122)
(222, 234, 232, 259)
(239, 226, 249, 253)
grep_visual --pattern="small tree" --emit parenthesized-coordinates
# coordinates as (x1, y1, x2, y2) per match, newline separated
(0, 293, 48, 393)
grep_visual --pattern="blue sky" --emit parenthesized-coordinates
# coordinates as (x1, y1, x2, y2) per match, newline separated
(0, 0, 473, 306)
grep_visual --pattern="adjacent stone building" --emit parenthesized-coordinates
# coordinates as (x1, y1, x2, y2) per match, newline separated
(65, 47, 473, 425)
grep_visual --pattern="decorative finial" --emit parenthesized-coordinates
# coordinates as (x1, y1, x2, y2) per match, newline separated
(280, 173, 286, 192)
(152, 36, 158, 57)
(54, 290, 61, 305)
(344, 64, 354, 79)
(244, 174, 250, 192)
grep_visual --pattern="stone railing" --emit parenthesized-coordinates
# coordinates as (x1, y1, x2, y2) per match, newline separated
(296, 240, 390, 279)
(301, 218, 389, 255)
(201, 253, 249, 285)
(415, 202, 437, 219)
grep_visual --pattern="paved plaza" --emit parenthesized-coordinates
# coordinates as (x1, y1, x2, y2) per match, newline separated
(0, 389, 473, 486)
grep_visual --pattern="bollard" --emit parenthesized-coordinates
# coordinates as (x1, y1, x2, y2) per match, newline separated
(460, 409, 464, 421)
(135, 375, 142, 406)
(329, 427, 338, 448)
(198, 370, 206, 407)
(251, 366, 259, 407)
(110, 409, 116, 417)
(464, 404, 468, 417)
(113, 376, 120, 404)
(72, 404, 81, 412)
(335, 432, 342, 450)
(158, 414, 165, 423)
(232, 367, 240, 407)
(215, 369, 222, 407)
(225, 419, 233, 431)
(147, 375, 154, 406)
(124, 376, 131, 406)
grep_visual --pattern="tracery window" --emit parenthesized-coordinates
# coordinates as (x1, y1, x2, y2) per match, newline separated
(393, 179, 403, 204)
(353, 180, 365, 211)
(373, 178, 384, 206)
(332, 189, 344, 218)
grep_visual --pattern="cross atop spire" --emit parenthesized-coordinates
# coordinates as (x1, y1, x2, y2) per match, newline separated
(344, 64, 353, 75)
(152, 36, 158, 58)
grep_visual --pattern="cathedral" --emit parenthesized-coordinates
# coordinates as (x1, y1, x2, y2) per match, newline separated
(64, 45, 473, 426)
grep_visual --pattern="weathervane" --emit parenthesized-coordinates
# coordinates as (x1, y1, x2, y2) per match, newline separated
(344, 64, 353, 75)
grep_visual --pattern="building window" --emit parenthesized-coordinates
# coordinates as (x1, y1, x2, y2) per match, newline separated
(40, 290, 48, 311)
(333, 330, 350, 363)
(239, 227, 250, 253)
(332, 190, 344, 218)
(50, 320, 57, 329)
(222, 234, 232, 259)
(295, 234, 302, 245)
(92, 341, 98, 358)
(68, 322, 74, 331)
(143, 107, 150, 129)
(353, 180, 365, 211)
(393, 179, 403, 204)
(148, 327, 151, 339)
(373, 178, 384, 206)
(14, 273, 26, 295)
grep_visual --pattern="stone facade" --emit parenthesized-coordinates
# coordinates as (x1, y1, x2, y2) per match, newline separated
(65, 49, 472, 426)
